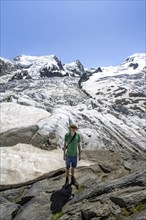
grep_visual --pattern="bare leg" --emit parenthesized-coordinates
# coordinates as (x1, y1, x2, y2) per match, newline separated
(71, 167, 78, 188)
(65, 169, 69, 185)
(65, 169, 69, 178)
(71, 167, 75, 177)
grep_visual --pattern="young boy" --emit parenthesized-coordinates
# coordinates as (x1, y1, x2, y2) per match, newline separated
(63, 123, 81, 187)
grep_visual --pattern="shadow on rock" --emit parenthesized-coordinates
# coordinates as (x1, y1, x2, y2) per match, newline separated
(50, 183, 73, 214)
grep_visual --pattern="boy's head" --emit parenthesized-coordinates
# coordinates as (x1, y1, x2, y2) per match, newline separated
(69, 123, 78, 130)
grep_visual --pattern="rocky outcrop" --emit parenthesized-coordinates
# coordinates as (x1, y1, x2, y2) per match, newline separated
(93, 67, 102, 73)
(10, 70, 32, 80)
(40, 67, 68, 78)
(0, 160, 145, 220)
(0, 102, 51, 147)
(129, 63, 139, 69)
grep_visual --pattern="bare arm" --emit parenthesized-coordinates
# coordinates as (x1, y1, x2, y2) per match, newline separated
(63, 141, 67, 160)
(78, 142, 81, 160)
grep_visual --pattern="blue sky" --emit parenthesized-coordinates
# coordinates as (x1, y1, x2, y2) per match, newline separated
(1, 0, 145, 68)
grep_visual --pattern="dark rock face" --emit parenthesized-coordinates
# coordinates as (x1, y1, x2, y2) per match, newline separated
(40, 67, 68, 78)
(129, 63, 139, 69)
(52, 55, 64, 70)
(10, 70, 32, 80)
(113, 104, 129, 115)
(93, 67, 102, 73)
(78, 70, 93, 88)
(75, 60, 85, 74)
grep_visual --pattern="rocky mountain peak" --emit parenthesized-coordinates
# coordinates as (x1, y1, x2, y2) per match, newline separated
(63, 59, 85, 77)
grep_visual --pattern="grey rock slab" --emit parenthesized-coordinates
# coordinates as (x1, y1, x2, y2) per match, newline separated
(0, 196, 21, 220)
(13, 192, 52, 220)
(110, 189, 146, 207)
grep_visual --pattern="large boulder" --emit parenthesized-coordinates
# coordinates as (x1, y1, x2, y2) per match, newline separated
(0, 102, 50, 147)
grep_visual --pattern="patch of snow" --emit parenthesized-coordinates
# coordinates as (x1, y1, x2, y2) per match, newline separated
(0, 143, 94, 184)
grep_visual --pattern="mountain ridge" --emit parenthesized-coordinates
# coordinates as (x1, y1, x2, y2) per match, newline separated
(0, 52, 145, 78)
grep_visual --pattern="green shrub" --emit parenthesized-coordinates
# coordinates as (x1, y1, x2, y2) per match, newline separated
(51, 211, 64, 220)
(74, 185, 86, 195)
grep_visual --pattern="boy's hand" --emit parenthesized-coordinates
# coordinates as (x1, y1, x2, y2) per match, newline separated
(79, 154, 81, 161)
(63, 154, 66, 161)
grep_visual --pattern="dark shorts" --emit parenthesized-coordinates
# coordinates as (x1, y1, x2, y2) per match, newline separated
(66, 155, 77, 169)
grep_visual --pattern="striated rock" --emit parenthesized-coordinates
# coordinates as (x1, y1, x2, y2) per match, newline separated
(110, 189, 146, 207)
(70, 169, 146, 204)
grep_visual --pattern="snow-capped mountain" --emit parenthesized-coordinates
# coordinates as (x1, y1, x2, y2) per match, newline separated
(0, 53, 145, 152)
(81, 53, 146, 116)
(0, 53, 146, 219)
(0, 54, 85, 80)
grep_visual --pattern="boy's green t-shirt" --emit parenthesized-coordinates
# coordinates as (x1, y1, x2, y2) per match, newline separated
(65, 132, 80, 156)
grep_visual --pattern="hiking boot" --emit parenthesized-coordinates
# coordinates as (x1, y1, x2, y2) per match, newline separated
(71, 176, 79, 189)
